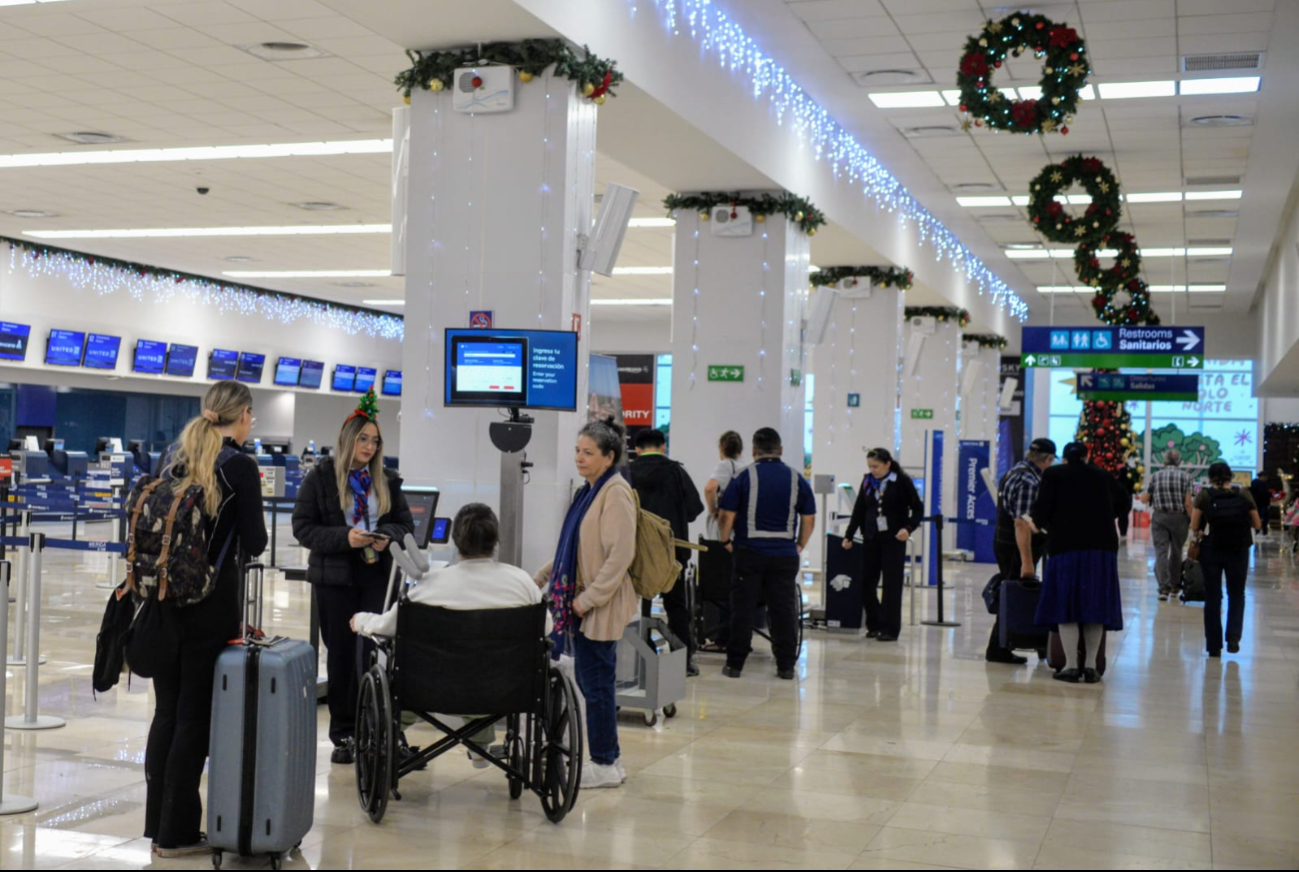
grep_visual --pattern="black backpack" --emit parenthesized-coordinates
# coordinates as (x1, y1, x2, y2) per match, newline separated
(1204, 489, 1253, 550)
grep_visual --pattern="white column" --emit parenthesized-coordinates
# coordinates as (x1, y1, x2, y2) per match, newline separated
(399, 71, 596, 570)
(668, 209, 810, 497)
(959, 343, 1002, 476)
(901, 315, 962, 546)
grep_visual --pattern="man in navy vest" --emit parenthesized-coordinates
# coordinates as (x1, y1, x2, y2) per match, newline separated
(717, 427, 816, 680)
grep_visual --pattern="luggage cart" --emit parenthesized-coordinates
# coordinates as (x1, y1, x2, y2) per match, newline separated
(615, 615, 686, 727)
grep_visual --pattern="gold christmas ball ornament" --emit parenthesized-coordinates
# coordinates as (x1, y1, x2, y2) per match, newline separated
(808, 227, 817, 236)
(428, 78, 444, 92)
(582, 82, 596, 97)
(519, 70, 534, 83)
(754, 214, 766, 223)
(699, 211, 709, 221)
(403, 94, 411, 104)
(795, 210, 805, 221)
(593, 95, 606, 105)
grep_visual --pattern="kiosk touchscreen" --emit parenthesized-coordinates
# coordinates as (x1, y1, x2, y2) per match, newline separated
(443, 328, 578, 411)
(403, 486, 442, 548)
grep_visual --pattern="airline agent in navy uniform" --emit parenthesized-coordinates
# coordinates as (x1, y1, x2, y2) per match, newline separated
(717, 427, 817, 680)
(842, 448, 924, 642)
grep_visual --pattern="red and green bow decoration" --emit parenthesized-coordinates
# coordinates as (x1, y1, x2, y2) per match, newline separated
(395, 39, 622, 104)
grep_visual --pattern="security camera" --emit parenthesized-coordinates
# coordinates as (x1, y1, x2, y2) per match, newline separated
(196, 186, 210, 195)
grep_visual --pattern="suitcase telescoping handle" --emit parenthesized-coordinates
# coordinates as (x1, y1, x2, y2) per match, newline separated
(241, 561, 264, 641)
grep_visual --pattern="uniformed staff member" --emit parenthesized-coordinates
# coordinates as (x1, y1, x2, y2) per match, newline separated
(717, 427, 816, 680)
(987, 437, 1055, 664)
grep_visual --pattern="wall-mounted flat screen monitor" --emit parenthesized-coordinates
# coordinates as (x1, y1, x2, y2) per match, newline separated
(381, 369, 402, 397)
(274, 357, 302, 387)
(166, 343, 198, 377)
(354, 366, 377, 393)
(0, 322, 32, 362)
(208, 348, 239, 380)
(299, 360, 324, 390)
(332, 365, 356, 392)
(133, 339, 167, 374)
(444, 328, 579, 411)
(45, 329, 86, 367)
(82, 333, 121, 370)
(236, 352, 265, 384)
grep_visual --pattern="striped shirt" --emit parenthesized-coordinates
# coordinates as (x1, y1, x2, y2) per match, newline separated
(1148, 466, 1194, 514)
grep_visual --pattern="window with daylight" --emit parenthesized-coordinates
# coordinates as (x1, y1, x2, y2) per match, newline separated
(654, 354, 672, 431)
(804, 373, 815, 473)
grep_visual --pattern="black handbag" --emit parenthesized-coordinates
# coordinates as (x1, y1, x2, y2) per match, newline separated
(92, 583, 138, 695)
(982, 573, 1003, 615)
(124, 588, 179, 680)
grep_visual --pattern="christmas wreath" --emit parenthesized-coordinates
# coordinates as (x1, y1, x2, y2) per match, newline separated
(905, 306, 970, 328)
(961, 333, 1008, 350)
(1074, 231, 1141, 291)
(1092, 277, 1159, 326)
(662, 192, 826, 235)
(395, 39, 622, 104)
(810, 265, 913, 291)
(957, 12, 1089, 135)
(1027, 156, 1121, 245)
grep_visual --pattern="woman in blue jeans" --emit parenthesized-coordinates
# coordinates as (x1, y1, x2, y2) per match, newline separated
(535, 419, 639, 790)
(1190, 462, 1262, 657)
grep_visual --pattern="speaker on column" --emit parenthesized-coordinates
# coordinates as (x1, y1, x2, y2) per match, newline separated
(581, 183, 639, 276)
(805, 287, 836, 346)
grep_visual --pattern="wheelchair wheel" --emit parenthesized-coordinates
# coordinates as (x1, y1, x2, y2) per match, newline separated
(538, 667, 583, 824)
(506, 714, 524, 800)
(355, 667, 393, 824)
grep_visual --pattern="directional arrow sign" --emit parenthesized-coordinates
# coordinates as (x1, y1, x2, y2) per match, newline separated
(1175, 329, 1201, 352)
(1079, 373, 1094, 389)
(1021, 353, 1204, 369)
(1023, 326, 1205, 357)
(1076, 372, 1200, 402)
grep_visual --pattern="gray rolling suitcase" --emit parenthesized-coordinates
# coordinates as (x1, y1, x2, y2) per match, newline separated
(208, 563, 316, 870)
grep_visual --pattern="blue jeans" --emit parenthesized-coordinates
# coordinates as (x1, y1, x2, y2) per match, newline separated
(1201, 546, 1249, 653)
(572, 621, 620, 766)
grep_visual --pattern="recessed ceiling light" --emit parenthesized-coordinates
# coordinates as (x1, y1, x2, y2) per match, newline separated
(868, 91, 946, 109)
(335, 281, 375, 288)
(611, 266, 673, 275)
(362, 299, 404, 306)
(1180, 76, 1260, 95)
(8, 209, 54, 218)
(956, 196, 1013, 207)
(1004, 243, 1040, 249)
(591, 298, 673, 306)
(56, 131, 127, 145)
(1189, 114, 1253, 127)
(902, 125, 961, 137)
(293, 201, 344, 211)
(0, 139, 392, 169)
(26, 224, 390, 239)
(627, 217, 676, 228)
(223, 269, 392, 278)
(222, 256, 256, 263)
(239, 42, 325, 61)
(1098, 80, 1177, 100)
(1185, 190, 1242, 200)
(940, 89, 962, 106)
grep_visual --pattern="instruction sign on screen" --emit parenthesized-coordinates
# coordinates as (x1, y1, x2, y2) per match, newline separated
(444, 329, 579, 411)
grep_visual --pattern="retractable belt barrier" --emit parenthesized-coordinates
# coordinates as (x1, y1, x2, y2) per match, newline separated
(0, 559, 40, 815)
(4, 531, 65, 731)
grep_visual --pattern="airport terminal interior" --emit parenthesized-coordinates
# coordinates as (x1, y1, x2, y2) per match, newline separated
(0, 0, 1297, 869)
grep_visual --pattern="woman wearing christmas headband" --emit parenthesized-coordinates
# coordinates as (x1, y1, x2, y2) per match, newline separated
(292, 388, 414, 764)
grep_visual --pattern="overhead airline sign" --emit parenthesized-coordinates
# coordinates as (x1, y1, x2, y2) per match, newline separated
(1020, 326, 1205, 369)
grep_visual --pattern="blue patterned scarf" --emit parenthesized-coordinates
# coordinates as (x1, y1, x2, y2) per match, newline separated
(348, 468, 372, 528)
(549, 468, 618, 651)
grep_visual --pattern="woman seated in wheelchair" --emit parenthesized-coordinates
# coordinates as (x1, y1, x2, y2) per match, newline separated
(351, 503, 544, 764)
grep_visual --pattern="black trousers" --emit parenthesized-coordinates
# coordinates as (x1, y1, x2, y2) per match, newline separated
(144, 632, 228, 848)
(861, 535, 907, 638)
(316, 579, 387, 745)
(726, 549, 799, 671)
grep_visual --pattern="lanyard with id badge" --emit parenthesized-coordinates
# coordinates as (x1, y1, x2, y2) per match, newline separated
(869, 475, 891, 532)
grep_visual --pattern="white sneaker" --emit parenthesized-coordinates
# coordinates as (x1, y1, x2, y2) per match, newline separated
(581, 761, 623, 789)
(469, 751, 490, 769)
(614, 759, 627, 783)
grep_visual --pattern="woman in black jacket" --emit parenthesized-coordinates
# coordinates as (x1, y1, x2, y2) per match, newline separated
(842, 448, 923, 641)
(292, 390, 413, 763)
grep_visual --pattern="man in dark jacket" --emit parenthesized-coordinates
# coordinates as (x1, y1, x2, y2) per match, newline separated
(1250, 474, 1272, 537)
(630, 429, 705, 674)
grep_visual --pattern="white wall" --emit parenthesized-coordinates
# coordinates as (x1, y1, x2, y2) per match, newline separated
(1259, 193, 1299, 393)
(590, 316, 671, 355)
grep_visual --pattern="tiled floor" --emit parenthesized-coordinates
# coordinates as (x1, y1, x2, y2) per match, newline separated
(2, 517, 1298, 869)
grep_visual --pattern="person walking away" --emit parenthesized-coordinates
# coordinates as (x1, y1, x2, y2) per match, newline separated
(1249, 472, 1272, 538)
(841, 447, 924, 643)
(1191, 462, 1262, 657)
(291, 390, 413, 764)
(1141, 449, 1194, 601)
(717, 427, 816, 678)
(535, 419, 639, 789)
(144, 382, 267, 857)
(1030, 442, 1124, 684)
(986, 438, 1056, 663)
(629, 428, 705, 675)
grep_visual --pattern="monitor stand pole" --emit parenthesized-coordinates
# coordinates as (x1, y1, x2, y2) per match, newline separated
(490, 409, 534, 568)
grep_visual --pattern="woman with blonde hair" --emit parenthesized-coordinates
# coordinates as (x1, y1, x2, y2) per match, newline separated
(144, 381, 267, 858)
(292, 389, 413, 763)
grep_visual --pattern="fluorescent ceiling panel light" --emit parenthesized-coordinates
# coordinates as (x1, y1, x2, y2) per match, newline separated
(627, 217, 676, 228)
(1010, 195, 1030, 207)
(1014, 86, 1038, 101)
(1139, 248, 1180, 257)
(1126, 192, 1183, 203)
(1184, 190, 1242, 200)
(867, 90, 946, 108)
(956, 196, 1012, 207)
(1148, 285, 1227, 292)
(1063, 194, 1092, 205)
(26, 224, 391, 239)
(223, 269, 391, 278)
(940, 89, 962, 106)
(1015, 247, 1232, 259)
(1004, 250, 1052, 259)
(0, 139, 392, 169)
(362, 299, 404, 305)
(590, 298, 673, 306)
(1179, 76, 1260, 95)
(1079, 84, 1096, 100)
(611, 266, 673, 275)
(1098, 80, 1176, 99)
(1036, 286, 1091, 293)
(1187, 247, 1233, 256)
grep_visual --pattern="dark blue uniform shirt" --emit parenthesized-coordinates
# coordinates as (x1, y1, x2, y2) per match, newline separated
(719, 457, 816, 557)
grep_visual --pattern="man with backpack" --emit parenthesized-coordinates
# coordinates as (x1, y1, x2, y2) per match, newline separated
(1190, 462, 1263, 657)
(629, 428, 705, 675)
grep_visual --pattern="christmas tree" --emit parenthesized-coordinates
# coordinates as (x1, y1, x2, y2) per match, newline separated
(1074, 394, 1144, 493)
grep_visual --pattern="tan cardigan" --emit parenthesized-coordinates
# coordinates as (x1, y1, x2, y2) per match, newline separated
(534, 474, 638, 642)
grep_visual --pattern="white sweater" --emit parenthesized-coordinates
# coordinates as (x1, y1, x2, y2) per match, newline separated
(353, 558, 546, 638)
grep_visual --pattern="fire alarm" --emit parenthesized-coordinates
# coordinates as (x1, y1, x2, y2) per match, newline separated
(453, 66, 515, 114)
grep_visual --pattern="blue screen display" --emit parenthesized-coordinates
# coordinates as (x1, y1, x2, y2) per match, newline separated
(444, 328, 579, 411)
(382, 369, 402, 396)
(82, 333, 121, 370)
(274, 357, 302, 386)
(0, 322, 32, 361)
(45, 329, 86, 367)
(332, 365, 356, 392)
(133, 339, 167, 374)
(354, 367, 377, 393)
(236, 352, 265, 384)
(299, 360, 324, 389)
(209, 348, 239, 380)
(166, 344, 198, 377)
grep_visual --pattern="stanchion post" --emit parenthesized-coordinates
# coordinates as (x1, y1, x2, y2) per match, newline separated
(920, 515, 962, 629)
(97, 485, 125, 591)
(0, 559, 39, 815)
(70, 494, 79, 542)
(8, 510, 31, 666)
(6, 532, 65, 730)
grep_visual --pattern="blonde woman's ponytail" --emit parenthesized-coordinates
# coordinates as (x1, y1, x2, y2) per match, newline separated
(166, 381, 252, 515)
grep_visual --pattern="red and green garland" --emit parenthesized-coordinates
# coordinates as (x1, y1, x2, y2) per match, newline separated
(395, 39, 621, 104)
(962, 333, 1009, 351)
(663, 192, 826, 235)
(905, 306, 970, 328)
(810, 266, 913, 291)
(957, 12, 1089, 135)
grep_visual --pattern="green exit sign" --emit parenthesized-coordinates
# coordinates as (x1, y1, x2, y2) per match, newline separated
(910, 408, 935, 420)
(708, 365, 745, 382)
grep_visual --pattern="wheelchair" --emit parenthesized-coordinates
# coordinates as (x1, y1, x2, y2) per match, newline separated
(353, 600, 583, 825)
(691, 537, 805, 660)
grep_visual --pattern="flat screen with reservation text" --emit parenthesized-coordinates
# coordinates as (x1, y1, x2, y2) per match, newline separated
(444, 328, 578, 411)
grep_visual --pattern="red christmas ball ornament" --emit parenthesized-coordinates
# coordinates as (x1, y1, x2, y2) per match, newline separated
(994, 60, 1002, 68)
(959, 104, 968, 112)
(471, 75, 483, 88)
(1070, 53, 1079, 61)
(1036, 21, 1045, 29)
(1061, 126, 1069, 135)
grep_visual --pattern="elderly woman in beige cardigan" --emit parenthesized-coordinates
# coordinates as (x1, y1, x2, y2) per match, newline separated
(534, 419, 638, 790)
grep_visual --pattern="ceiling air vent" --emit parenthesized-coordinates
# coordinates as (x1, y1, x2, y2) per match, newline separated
(901, 125, 961, 138)
(1182, 52, 1263, 72)
(1189, 209, 1240, 219)
(1185, 175, 1241, 187)
(57, 131, 126, 144)
(1189, 238, 1232, 246)
(852, 69, 932, 86)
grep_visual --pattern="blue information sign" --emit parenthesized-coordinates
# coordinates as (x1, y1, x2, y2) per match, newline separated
(1022, 326, 1204, 356)
(1076, 372, 1200, 401)
(0, 321, 32, 361)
